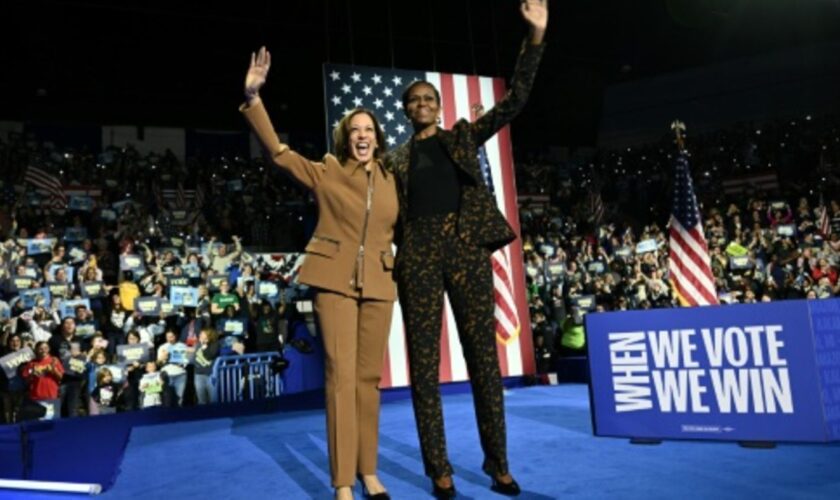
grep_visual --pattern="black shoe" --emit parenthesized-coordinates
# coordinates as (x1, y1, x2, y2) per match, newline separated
(490, 476, 521, 496)
(357, 474, 391, 500)
(432, 477, 457, 499)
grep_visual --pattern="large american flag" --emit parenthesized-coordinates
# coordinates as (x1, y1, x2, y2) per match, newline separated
(668, 153, 719, 306)
(323, 63, 534, 387)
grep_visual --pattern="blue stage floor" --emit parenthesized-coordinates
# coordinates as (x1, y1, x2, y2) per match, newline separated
(4, 384, 840, 499)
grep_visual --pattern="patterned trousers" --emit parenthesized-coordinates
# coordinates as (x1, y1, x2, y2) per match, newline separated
(396, 213, 508, 479)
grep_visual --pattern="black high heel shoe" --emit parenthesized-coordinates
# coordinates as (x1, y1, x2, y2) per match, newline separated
(432, 476, 457, 499)
(490, 474, 521, 497)
(357, 474, 391, 500)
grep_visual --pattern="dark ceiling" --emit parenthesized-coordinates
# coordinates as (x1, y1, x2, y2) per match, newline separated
(2, 0, 839, 150)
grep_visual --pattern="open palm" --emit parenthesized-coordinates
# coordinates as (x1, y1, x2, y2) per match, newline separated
(245, 46, 271, 95)
(521, 0, 548, 31)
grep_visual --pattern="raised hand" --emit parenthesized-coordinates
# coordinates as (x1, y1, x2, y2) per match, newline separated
(245, 46, 272, 101)
(521, 0, 548, 43)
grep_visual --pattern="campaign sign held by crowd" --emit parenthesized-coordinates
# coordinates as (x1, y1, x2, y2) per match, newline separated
(586, 299, 840, 442)
(135, 297, 162, 317)
(1, 347, 34, 379)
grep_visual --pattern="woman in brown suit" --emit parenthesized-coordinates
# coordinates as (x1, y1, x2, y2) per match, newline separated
(241, 47, 397, 500)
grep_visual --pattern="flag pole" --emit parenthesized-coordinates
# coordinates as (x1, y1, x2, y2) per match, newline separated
(671, 120, 686, 153)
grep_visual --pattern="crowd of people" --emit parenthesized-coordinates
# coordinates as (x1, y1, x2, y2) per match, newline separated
(1, 110, 839, 421)
(519, 112, 840, 370)
(0, 132, 319, 423)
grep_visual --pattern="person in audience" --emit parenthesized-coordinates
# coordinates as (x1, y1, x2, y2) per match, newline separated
(1, 333, 26, 423)
(193, 327, 220, 405)
(137, 360, 166, 409)
(21, 341, 64, 403)
(90, 367, 121, 415)
(158, 329, 188, 406)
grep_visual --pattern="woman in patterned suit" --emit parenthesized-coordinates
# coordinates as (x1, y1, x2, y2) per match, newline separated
(385, 1, 548, 497)
(241, 47, 397, 500)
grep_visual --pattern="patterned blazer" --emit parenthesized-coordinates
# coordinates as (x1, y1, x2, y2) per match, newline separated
(385, 39, 545, 254)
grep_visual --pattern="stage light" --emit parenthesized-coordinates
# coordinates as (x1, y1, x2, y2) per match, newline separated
(0, 479, 102, 495)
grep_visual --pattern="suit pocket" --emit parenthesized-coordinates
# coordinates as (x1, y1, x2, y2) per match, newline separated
(306, 236, 340, 258)
(380, 251, 395, 270)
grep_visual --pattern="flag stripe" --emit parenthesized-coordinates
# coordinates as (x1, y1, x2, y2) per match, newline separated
(669, 224, 717, 293)
(493, 79, 531, 374)
(439, 73, 457, 129)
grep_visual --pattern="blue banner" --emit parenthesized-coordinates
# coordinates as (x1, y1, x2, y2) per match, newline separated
(256, 280, 280, 300)
(134, 297, 162, 317)
(59, 299, 91, 319)
(120, 254, 146, 274)
(64, 227, 89, 242)
(67, 195, 94, 212)
(166, 343, 189, 365)
(585, 299, 838, 442)
(81, 281, 107, 298)
(26, 238, 55, 255)
(170, 286, 199, 307)
(19, 288, 51, 309)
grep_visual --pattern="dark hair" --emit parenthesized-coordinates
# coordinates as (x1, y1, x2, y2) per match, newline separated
(34, 341, 49, 356)
(332, 108, 387, 164)
(401, 80, 441, 110)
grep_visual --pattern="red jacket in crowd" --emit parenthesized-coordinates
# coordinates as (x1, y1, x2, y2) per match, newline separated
(21, 356, 64, 400)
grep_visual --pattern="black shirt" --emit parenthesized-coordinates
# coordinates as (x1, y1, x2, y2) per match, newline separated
(408, 135, 462, 219)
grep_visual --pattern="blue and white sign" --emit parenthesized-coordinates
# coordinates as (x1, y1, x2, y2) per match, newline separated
(134, 297, 162, 317)
(257, 281, 280, 300)
(60, 299, 91, 319)
(64, 226, 88, 242)
(19, 288, 50, 309)
(68, 196, 95, 212)
(585, 299, 840, 442)
(170, 286, 200, 307)
(81, 281, 107, 298)
(120, 254, 146, 273)
(26, 238, 55, 255)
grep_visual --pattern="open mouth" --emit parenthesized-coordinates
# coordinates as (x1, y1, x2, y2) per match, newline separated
(354, 141, 371, 156)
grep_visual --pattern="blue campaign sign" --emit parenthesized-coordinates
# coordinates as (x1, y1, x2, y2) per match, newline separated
(60, 299, 91, 319)
(134, 297, 162, 317)
(120, 254, 146, 273)
(68, 196, 95, 212)
(166, 343, 188, 365)
(26, 238, 56, 255)
(585, 299, 838, 442)
(19, 288, 51, 309)
(170, 286, 199, 307)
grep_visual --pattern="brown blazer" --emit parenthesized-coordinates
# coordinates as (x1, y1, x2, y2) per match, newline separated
(241, 100, 399, 301)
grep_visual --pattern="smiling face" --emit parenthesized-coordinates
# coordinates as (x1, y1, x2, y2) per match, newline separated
(403, 82, 441, 128)
(347, 112, 378, 163)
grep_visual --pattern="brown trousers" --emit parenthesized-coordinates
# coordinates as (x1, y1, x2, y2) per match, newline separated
(314, 291, 394, 487)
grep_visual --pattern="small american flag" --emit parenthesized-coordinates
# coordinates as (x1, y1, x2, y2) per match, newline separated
(323, 63, 535, 387)
(818, 192, 831, 237)
(668, 153, 719, 306)
(25, 166, 66, 212)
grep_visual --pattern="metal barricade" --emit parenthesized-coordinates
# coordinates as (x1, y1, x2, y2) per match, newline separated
(210, 352, 285, 404)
